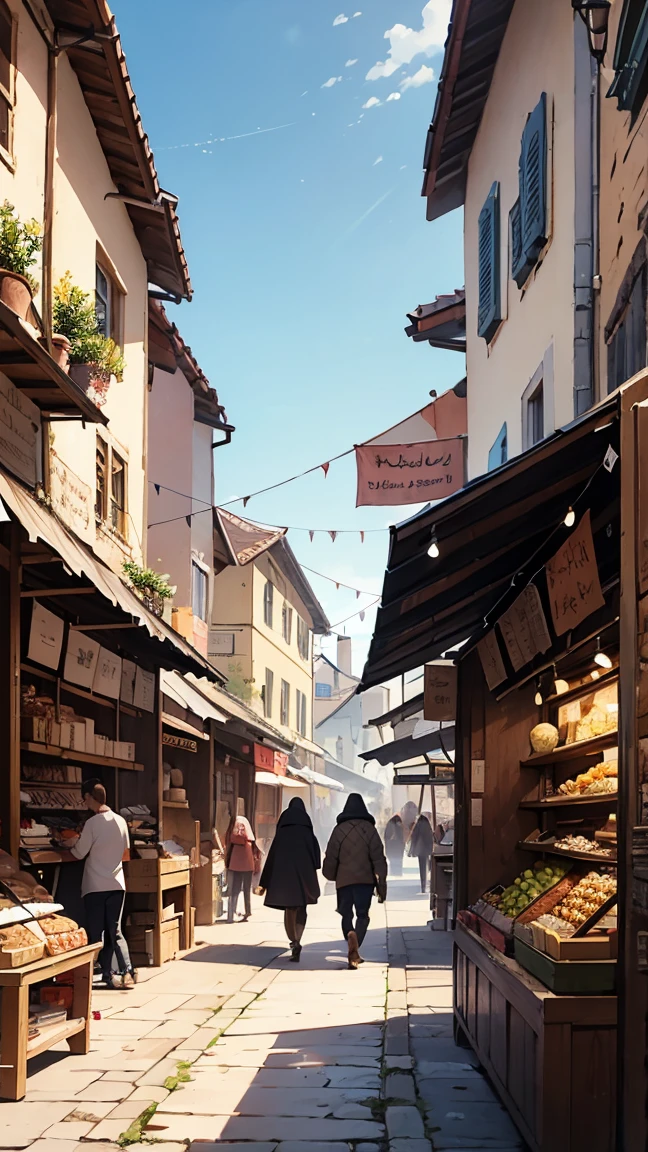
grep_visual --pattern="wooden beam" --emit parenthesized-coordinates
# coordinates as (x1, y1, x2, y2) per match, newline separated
(20, 586, 96, 598)
(69, 622, 138, 631)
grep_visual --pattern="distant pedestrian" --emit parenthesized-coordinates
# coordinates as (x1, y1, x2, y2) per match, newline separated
(226, 815, 259, 922)
(409, 813, 434, 893)
(323, 793, 387, 970)
(384, 814, 405, 876)
(259, 797, 321, 962)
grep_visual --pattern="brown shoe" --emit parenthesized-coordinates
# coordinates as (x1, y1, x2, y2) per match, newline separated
(347, 930, 360, 970)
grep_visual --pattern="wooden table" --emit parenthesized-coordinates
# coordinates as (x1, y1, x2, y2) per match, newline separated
(0, 942, 100, 1101)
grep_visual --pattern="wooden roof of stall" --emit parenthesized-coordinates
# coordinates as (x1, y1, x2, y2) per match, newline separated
(43, 0, 191, 300)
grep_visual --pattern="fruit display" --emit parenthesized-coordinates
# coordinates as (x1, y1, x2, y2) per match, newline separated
(553, 834, 612, 857)
(552, 871, 616, 927)
(558, 760, 617, 796)
(496, 861, 568, 918)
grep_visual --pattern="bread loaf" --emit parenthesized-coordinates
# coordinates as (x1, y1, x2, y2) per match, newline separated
(170, 768, 184, 788)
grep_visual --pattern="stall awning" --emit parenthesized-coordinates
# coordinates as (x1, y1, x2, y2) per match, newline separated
(255, 770, 283, 787)
(0, 469, 223, 681)
(162, 713, 209, 741)
(161, 670, 229, 724)
(360, 395, 621, 689)
(359, 725, 455, 767)
(186, 674, 293, 751)
(293, 765, 345, 791)
(0, 301, 107, 423)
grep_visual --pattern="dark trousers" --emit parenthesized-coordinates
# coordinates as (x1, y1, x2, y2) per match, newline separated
(337, 883, 374, 946)
(228, 870, 252, 920)
(284, 906, 307, 946)
(418, 855, 429, 891)
(84, 890, 131, 977)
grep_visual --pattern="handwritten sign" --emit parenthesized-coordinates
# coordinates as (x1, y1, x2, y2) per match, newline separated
(545, 510, 605, 636)
(424, 662, 457, 722)
(92, 646, 122, 699)
(120, 659, 136, 704)
(477, 631, 507, 691)
(134, 667, 156, 713)
(355, 437, 464, 506)
(471, 798, 483, 827)
(254, 743, 275, 771)
(0, 372, 40, 486)
(471, 759, 485, 793)
(163, 731, 198, 753)
(497, 585, 551, 672)
(49, 452, 94, 544)
(27, 601, 64, 670)
(63, 633, 100, 689)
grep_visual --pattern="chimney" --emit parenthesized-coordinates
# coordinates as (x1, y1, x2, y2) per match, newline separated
(337, 635, 352, 677)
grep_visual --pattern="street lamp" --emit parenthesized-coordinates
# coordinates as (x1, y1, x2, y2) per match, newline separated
(572, 0, 611, 64)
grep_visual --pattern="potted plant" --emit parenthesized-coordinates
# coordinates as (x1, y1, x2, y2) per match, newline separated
(52, 273, 125, 403)
(0, 201, 42, 319)
(122, 561, 173, 618)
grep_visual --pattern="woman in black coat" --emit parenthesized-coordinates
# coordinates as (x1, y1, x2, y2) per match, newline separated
(384, 814, 405, 876)
(409, 813, 434, 893)
(260, 797, 321, 962)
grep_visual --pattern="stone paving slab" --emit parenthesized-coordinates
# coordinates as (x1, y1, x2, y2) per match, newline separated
(158, 1087, 372, 1116)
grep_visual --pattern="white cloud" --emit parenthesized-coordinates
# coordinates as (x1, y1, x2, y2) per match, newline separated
(333, 13, 348, 25)
(373, 155, 383, 165)
(346, 58, 359, 67)
(386, 91, 401, 101)
(366, 0, 451, 81)
(322, 76, 343, 88)
(353, 10, 362, 16)
(400, 63, 435, 90)
(362, 96, 381, 109)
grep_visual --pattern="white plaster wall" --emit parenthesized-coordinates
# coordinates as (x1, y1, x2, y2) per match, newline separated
(147, 365, 194, 606)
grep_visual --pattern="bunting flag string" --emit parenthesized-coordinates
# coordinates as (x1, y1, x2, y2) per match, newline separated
(299, 564, 380, 596)
(326, 596, 382, 631)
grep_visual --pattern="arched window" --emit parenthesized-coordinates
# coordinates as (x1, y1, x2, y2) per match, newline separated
(0, 0, 14, 158)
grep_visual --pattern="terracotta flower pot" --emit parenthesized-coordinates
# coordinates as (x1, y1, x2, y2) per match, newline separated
(0, 269, 34, 320)
(38, 333, 71, 373)
(69, 362, 111, 407)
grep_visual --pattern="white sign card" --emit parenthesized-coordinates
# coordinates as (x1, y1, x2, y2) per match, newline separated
(134, 667, 156, 713)
(497, 585, 552, 672)
(471, 759, 485, 793)
(120, 659, 136, 704)
(63, 634, 100, 689)
(471, 798, 483, 827)
(477, 631, 507, 690)
(27, 601, 64, 670)
(93, 646, 122, 699)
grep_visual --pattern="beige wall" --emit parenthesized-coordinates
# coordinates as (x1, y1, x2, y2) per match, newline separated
(464, 0, 576, 478)
(3, 1, 148, 571)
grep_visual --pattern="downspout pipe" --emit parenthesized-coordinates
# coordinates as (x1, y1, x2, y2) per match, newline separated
(42, 40, 58, 351)
(573, 20, 596, 416)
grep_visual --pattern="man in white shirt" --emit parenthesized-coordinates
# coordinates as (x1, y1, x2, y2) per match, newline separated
(70, 780, 135, 990)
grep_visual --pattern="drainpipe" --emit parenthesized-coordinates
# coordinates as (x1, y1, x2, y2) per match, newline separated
(42, 44, 57, 350)
(573, 21, 596, 416)
(591, 60, 601, 402)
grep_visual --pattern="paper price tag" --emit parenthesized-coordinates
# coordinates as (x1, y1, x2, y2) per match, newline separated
(471, 759, 485, 793)
(471, 799, 483, 827)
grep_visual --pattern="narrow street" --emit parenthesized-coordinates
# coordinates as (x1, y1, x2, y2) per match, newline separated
(2, 867, 522, 1152)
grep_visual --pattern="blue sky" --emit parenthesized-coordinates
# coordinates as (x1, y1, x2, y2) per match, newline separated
(118, 0, 464, 675)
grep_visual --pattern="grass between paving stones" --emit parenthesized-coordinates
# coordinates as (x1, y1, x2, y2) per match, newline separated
(361, 1095, 413, 1122)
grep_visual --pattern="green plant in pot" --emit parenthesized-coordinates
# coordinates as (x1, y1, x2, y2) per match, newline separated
(53, 273, 125, 405)
(0, 201, 42, 320)
(123, 561, 173, 618)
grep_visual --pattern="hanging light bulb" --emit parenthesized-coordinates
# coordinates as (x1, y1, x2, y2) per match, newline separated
(594, 637, 613, 669)
(427, 535, 440, 559)
(591, 669, 600, 680)
(564, 507, 576, 528)
(555, 678, 570, 695)
(535, 690, 543, 706)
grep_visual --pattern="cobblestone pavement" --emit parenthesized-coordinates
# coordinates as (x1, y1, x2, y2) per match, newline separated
(1, 867, 524, 1151)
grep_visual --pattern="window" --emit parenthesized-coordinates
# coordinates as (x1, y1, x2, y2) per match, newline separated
(488, 424, 508, 471)
(0, 1, 14, 158)
(280, 679, 290, 727)
(295, 689, 307, 737)
(607, 265, 647, 393)
(511, 94, 548, 288)
(315, 682, 332, 698)
(95, 260, 123, 345)
(477, 182, 501, 342)
(192, 561, 207, 621)
(608, 0, 648, 117)
(110, 450, 126, 535)
(263, 580, 274, 628)
(263, 668, 274, 719)
(95, 437, 108, 522)
(333, 668, 340, 691)
(523, 380, 544, 449)
(297, 616, 310, 661)
(282, 601, 293, 644)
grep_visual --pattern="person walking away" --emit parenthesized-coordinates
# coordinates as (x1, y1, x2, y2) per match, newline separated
(409, 813, 434, 893)
(68, 780, 134, 990)
(384, 813, 405, 876)
(226, 814, 259, 921)
(259, 797, 320, 962)
(323, 793, 387, 970)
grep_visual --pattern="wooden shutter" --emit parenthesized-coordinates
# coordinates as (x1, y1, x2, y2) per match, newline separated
(520, 94, 547, 267)
(487, 423, 508, 471)
(477, 182, 501, 342)
(509, 199, 526, 287)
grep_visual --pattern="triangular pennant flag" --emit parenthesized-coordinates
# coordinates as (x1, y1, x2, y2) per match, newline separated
(335, 582, 340, 590)
(186, 516, 191, 527)
(309, 530, 315, 542)
(360, 531, 364, 543)
(359, 610, 365, 622)
(321, 462, 330, 477)
(154, 483, 160, 495)
(243, 496, 250, 508)
(356, 590, 360, 599)
(329, 531, 337, 542)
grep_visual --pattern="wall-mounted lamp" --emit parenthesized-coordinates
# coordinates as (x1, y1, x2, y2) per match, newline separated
(571, 0, 611, 63)
(594, 636, 613, 669)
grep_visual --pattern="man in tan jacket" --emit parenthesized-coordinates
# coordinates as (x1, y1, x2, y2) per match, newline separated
(323, 793, 387, 969)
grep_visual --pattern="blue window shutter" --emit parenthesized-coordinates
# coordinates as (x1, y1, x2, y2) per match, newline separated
(488, 423, 508, 471)
(477, 182, 501, 342)
(520, 94, 547, 268)
(510, 199, 526, 287)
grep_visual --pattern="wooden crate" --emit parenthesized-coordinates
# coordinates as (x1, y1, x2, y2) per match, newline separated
(514, 938, 617, 994)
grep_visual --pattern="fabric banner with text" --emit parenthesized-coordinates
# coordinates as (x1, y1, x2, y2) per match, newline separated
(545, 509, 605, 636)
(355, 437, 464, 506)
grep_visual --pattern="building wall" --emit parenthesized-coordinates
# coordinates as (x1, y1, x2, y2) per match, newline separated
(147, 365, 194, 606)
(250, 559, 314, 741)
(464, 0, 576, 478)
(209, 564, 254, 687)
(313, 655, 359, 725)
(4, 1, 148, 571)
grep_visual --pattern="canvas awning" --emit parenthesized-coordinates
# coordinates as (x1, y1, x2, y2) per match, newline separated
(186, 674, 294, 752)
(0, 469, 222, 680)
(161, 670, 229, 724)
(360, 394, 621, 689)
(255, 771, 283, 787)
(359, 725, 455, 767)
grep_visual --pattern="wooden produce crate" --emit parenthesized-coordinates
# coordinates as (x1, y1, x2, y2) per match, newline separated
(514, 937, 617, 994)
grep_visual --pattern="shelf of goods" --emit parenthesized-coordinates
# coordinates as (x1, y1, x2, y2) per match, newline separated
(520, 730, 618, 768)
(517, 840, 615, 865)
(21, 742, 143, 772)
(519, 792, 617, 808)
